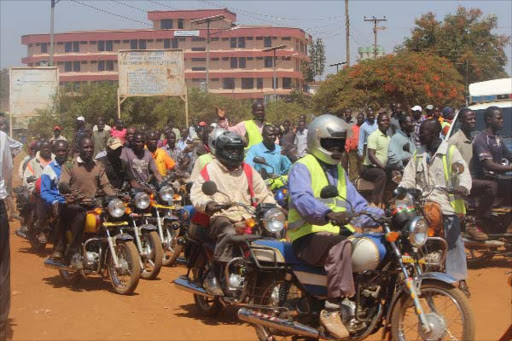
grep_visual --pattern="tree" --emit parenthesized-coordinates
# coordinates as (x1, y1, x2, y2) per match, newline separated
(398, 6, 510, 83)
(301, 60, 315, 83)
(314, 39, 326, 81)
(0, 69, 8, 112)
(313, 52, 464, 113)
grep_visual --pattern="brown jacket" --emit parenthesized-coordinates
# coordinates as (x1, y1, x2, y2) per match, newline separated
(59, 157, 115, 198)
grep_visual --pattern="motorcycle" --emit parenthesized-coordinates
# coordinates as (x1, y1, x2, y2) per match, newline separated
(44, 183, 141, 295)
(122, 189, 163, 280)
(175, 181, 474, 341)
(14, 176, 56, 253)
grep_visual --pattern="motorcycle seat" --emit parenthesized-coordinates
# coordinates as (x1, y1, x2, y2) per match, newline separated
(251, 239, 301, 264)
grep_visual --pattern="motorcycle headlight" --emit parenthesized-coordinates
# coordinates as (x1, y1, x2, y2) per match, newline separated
(107, 198, 126, 218)
(408, 216, 428, 247)
(262, 208, 286, 233)
(159, 186, 174, 202)
(134, 192, 150, 210)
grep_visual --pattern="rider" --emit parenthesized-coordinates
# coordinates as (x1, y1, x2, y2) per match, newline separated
(146, 131, 175, 177)
(245, 124, 291, 176)
(96, 137, 126, 190)
(287, 114, 383, 339)
(448, 107, 493, 240)
(121, 132, 163, 189)
(58, 137, 116, 263)
(398, 119, 472, 297)
(23, 140, 53, 191)
(190, 131, 275, 296)
(190, 127, 226, 181)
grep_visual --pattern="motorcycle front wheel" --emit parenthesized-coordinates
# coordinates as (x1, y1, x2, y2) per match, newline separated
(161, 223, 182, 266)
(140, 231, 163, 280)
(391, 281, 475, 341)
(107, 241, 141, 295)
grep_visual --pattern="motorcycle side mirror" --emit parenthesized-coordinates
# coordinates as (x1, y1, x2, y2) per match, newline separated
(451, 162, 464, 175)
(202, 181, 218, 196)
(253, 156, 268, 165)
(26, 176, 37, 183)
(320, 185, 339, 199)
(259, 168, 269, 180)
(393, 186, 407, 200)
(58, 182, 71, 194)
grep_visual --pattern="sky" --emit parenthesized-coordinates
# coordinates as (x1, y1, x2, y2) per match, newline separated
(1, 0, 511, 77)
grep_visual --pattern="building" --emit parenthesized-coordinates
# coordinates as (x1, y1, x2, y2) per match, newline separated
(358, 45, 385, 60)
(21, 8, 311, 100)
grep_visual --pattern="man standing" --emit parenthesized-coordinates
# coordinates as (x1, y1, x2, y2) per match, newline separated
(71, 116, 87, 156)
(121, 132, 163, 189)
(166, 117, 181, 141)
(49, 126, 67, 145)
(389, 103, 401, 135)
(399, 119, 471, 297)
(0, 131, 13, 339)
(357, 108, 378, 159)
(294, 120, 308, 159)
(425, 104, 434, 118)
(93, 118, 109, 158)
(96, 138, 126, 190)
(441, 107, 455, 138)
(411, 105, 423, 147)
(360, 113, 391, 207)
(217, 103, 269, 150)
(279, 120, 296, 163)
(345, 113, 365, 182)
(388, 114, 416, 171)
(177, 127, 190, 152)
(448, 108, 493, 240)
(147, 131, 175, 177)
(344, 108, 354, 126)
(246, 125, 291, 176)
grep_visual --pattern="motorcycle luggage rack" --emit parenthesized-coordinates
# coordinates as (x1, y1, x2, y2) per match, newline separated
(238, 241, 291, 271)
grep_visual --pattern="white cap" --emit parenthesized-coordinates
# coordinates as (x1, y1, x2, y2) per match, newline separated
(411, 105, 422, 112)
(426, 104, 434, 110)
(210, 122, 217, 128)
(77, 116, 85, 122)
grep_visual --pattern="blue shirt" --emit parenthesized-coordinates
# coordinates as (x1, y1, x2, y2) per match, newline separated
(245, 142, 292, 176)
(40, 160, 65, 205)
(387, 130, 416, 170)
(288, 158, 383, 227)
(358, 120, 378, 156)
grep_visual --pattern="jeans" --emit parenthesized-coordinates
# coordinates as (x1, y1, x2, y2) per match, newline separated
(0, 200, 11, 336)
(444, 215, 467, 281)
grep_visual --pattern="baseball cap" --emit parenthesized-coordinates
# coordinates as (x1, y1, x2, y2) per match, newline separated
(426, 104, 434, 110)
(107, 137, 123, 150)
(411, 105, 422, 112)
(77, 116, 85, 122)
(198, 121, 207, 127)
(54, 125, 61, 130)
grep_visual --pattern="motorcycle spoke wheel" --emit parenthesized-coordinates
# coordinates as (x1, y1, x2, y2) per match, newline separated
(140, 232, 163, 280)
(162, 225, 182, 266)
(108, 241, 141, 295)
(392, 282, 475, 341)
(192, 258, 221, 316)
(465, 248, 495, 268)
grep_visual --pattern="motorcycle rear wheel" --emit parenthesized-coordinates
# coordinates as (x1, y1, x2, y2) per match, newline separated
(140, 231, 163, 280)
(391, 281, 475, 341)
(162, 223, 182, 266)
(107, 241, 141, 295)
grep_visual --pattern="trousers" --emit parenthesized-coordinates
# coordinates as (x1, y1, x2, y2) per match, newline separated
(293, 232, 355, 298)
(444, 215, 467, 281)
(360, 166, 386, 204)
(57, 204, 86, 256)
(208, 216, 237, 263)
(348, 150, 361, 183)
(0, 200, 11, 337)
(470, 179, 497, 221)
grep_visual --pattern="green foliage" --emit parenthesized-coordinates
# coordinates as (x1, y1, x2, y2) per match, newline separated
(313, 52, 464, 113)
(398, 6, 510, 82)
(306, 39, 327, 82)
(301, 60, 315, 83)
(265, 100, 313, 125)
(315, 39, 326, 81)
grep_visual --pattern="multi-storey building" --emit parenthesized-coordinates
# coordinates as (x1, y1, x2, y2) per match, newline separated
(21, 8, 311, 100)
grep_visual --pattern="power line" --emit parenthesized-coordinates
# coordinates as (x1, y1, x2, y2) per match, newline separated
(69, 0, 151, 26)
(109, 0, 147, 13)
(146, 0, 180, 11)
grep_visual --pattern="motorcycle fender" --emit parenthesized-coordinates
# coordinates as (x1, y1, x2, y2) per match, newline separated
(385, 272, 457, 325)
(139, 224, 157, 231)
(114, 233, 134, 241)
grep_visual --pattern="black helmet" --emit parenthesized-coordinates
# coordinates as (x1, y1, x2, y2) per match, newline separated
(215, 131, 245, 169)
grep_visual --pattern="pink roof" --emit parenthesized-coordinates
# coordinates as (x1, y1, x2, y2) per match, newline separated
(147, 8, 236, 21)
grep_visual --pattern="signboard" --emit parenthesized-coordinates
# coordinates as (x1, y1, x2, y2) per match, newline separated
(174, 30, 200, 37)
(118, 49, 186, 97)
(9, 67, 58, 129)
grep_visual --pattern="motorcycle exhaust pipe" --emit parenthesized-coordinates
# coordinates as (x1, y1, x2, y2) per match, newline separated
(238, 308, 321, 339)
(174, 276, 214, 298)
(44, 258, 72, 271)
(463, 237, 505, 249)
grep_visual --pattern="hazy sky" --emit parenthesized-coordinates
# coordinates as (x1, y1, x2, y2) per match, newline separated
(1, 0, 511, 77)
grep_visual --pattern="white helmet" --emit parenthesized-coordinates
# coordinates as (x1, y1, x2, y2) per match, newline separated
(208, 127, 226, 154)
(307, 114, 349, 165)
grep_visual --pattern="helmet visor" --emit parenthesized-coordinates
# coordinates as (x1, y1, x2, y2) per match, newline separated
(320, 137, 346, 152)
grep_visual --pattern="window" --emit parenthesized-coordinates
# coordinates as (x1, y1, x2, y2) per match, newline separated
(73, 41, 79, 52)
(230, 37, 236, 48)
(223, 78, 235, 90)
(238, 37, 245, 48)
(41, 43, 48, 53)
(73, 61, 80, 72)
(247, 37, 253, 40)
(238, 57, 246, 68)
(192, 37, 205, 41)
(130, 40, 137, 49)
(282, 37, 291, 41)
(247, 57, 254, 61)
(230, 57, 238, 68)
(98, 40, 105, 51)
(106, 40, 113, 51)
(241, 78, 254, 89)
(191, 67, 206, 71)
(191, 58, 206, 62)
(164, 38, 178, 49)
(178, 19, 184, 29)
(257, 78, 264, 89)
(264, 56, 273, 68)
(211, 58, 219, 61)
(264, 36, 272, 48)
(106, 60, 114, 71)
(211, 37, 219, 41)
(65, 42, 72, 52)
(191, 47, 205, 51)
(256, 37, 263, 40)
(161, 19, 173, 29)
(222, 57, 229, 61)
(138, 40, 146, 49)
(98, 61, 105, 71)
(222, 38, 229, 41)
(282, 77, 292, 89)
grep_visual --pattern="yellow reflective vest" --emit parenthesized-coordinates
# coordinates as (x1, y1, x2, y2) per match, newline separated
(245, 120, 264, 151)
(287, 154, 354, 242)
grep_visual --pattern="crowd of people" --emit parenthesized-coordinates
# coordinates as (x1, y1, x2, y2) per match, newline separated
(0, 100, 511, 339)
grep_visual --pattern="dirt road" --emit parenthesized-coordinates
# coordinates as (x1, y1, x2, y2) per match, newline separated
(4, 219, 511, 341)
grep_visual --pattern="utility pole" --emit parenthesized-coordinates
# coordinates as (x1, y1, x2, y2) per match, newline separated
(330, 62, 346, 73)
(345, 0, 350, 67)
(50, 0, 60, 66)
(363, 16, 386, 58)
(262, 45, 287, 101)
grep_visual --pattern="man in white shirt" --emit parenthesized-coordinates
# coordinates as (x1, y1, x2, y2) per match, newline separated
(294, 120, 308, 158)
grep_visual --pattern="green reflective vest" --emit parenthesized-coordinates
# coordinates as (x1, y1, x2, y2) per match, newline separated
(288, 154, 353, 242)
(197, 153, 213, 170)
(245, 120, 263, 151)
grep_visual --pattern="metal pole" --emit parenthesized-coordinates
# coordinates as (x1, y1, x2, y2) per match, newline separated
(206, 20, 210, 93)
(373, 20, 377, 59)
(345, 0, 350, 67)
(50, 0, 55, 66)
(273, 49, 277, 101)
